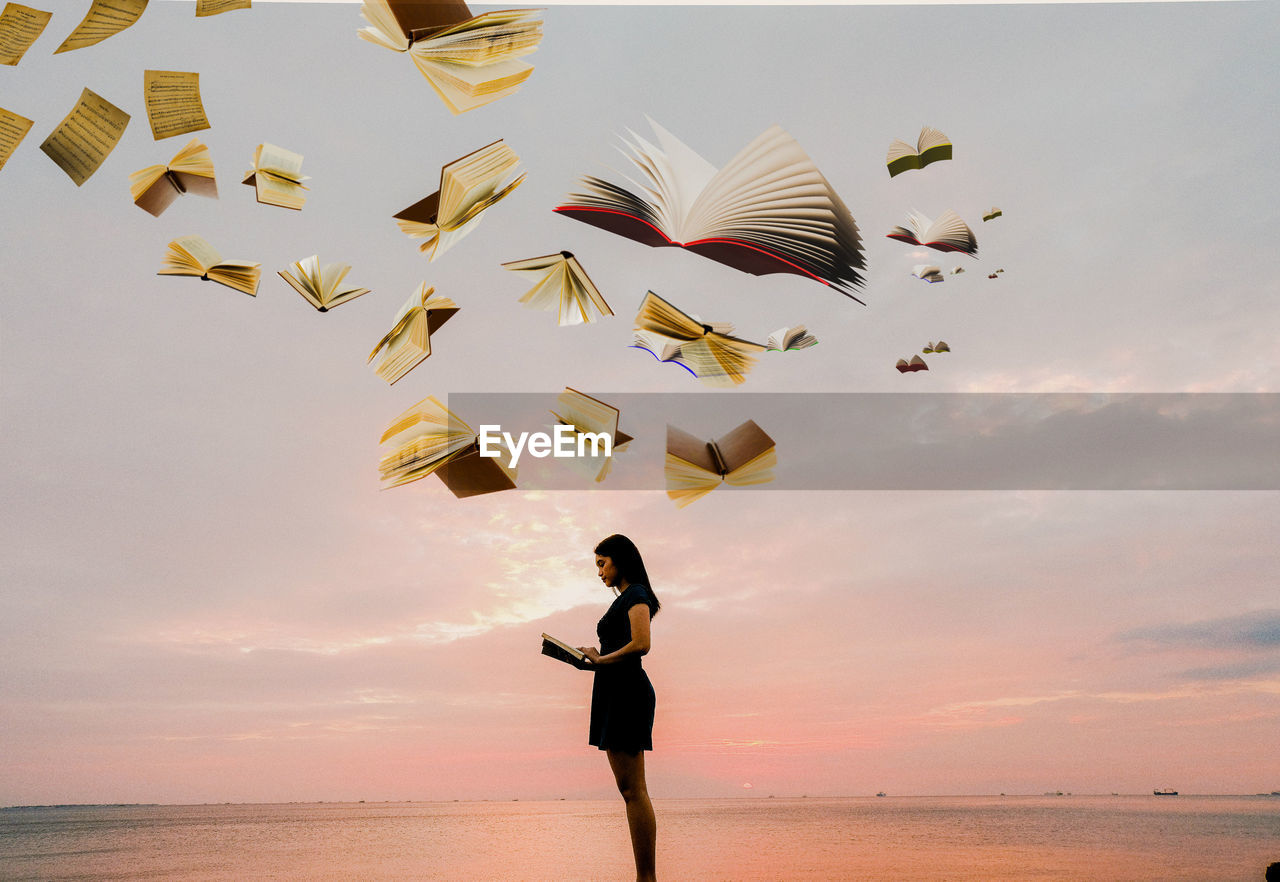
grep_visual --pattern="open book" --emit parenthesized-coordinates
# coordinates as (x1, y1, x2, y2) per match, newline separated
(541, 634, 593, 670)
(896, 355, 928, 373)
(379, 394, 517, 497)
(887, 210, 977, 256)
(550, 387, 634, 483)
(886, 126, 952, 177)
(277, 256, 370, 311)
(666, 420, 777, 508)
(555, 118, 865, 300)
(358, 0, 543, 114)
(242, 143, 308, 210)
(130, 138, 217, 217)
(502, 251, 613, 325)
(395, 139, 523, 261)
(157, 235, 260, 296)
(912, 265, 944, 283)
(367, 283, 459, 384)
(766, 326, 817, 351)
(633, 291, 765, 386)
(922, 341, 950, 354)
(982, 207, 1002, 222)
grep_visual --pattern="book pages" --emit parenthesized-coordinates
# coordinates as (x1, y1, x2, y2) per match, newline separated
(0, 105, 33, 171)
(195, 0, 249, 16)
(0, 3, 51, 65)
(39, 88, 129, 186)
(54, 0, 146, 53)
(143, 70, 211, 141)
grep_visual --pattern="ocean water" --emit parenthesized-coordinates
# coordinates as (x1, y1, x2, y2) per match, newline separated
(1, 796, 1277, 881)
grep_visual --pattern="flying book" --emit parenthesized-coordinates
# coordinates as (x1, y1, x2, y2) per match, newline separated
(922, 341, 950, 354)
(886, 126, 952, 177)
(129, 138, 217, 217)
(632, 292, 765, 386)
(665, 420, 777, 508)
(502, 251, 613, 325)
(379, 394, 517, 497)
(367, 283, 459, 385)
(987, 268, 1005, 279)
(912, 265, 944, 284)
(555, 118, 865, 300)
(157, 235, 261, 296)
(541, 633, 593, 670)
(358, 0, 543, 114)
(887, 210, 977, 256)
(951, 266, 965, 275)
(631, 330, 696, 378)
(982, 207, 1002, 221)
(243, 143, 308, 210)
(395, 139, 524, 261)
(277, 256, 370, 311)
(896, 355, 928, 373)
(550, 387, 634, 484)
(766, 326, 817, 351)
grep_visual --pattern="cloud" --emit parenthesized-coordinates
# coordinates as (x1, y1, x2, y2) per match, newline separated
(1115, 611, 1280, 650)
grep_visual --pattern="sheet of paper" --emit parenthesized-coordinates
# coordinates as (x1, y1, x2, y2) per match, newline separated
(195, 0, 250, 16)
(0, 105, 34, 171)
(0, 2, 51, 65)
(39, 88, 130, 186)
(143, 70, 211, 140)
(54, 0, 146, 53)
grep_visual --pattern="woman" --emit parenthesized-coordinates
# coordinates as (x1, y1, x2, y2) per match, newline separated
(579, 534, 660, 882)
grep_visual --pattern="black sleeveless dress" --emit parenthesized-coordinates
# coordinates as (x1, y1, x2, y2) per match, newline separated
(589, 584, 657, 753)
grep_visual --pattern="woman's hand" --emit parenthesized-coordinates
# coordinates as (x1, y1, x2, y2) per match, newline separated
(580, 646, 603, 664)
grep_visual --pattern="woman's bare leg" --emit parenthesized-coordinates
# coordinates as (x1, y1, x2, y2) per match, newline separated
(607, 748, 656, 882)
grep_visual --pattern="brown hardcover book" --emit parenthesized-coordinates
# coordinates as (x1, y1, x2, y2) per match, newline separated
(434, 443, 518, 498)
(665, 420, 777, 508)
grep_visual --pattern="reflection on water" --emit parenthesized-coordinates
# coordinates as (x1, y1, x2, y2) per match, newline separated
(2, 795, 1277, 881)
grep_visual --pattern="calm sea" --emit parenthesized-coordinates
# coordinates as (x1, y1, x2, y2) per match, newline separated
(1, 796, 1277, 881)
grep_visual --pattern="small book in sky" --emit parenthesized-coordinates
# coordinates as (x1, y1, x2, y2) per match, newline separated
(633, 291, 765, 386)
(982, 207, 1002, 222)
(129, 138, 217, 217)
(358, 0, 543, 114)
(541, 633, 593, 670)
(887, 210, 977, 256)
(912, 264, 944, 283)
(502, 251, 613, 325)
(555, 118, 866, 300)
(550, 387, 634, 484)
(665, 420, 777, 508)
(379, 394, 517, 497)
(243, 143, 308, 210)
(367, 283, 459, 385)
(896, 355, 928, 373)
(923, 341, 950, 354)
(395, 139, 523, 261)
(886, 126, 952, 177)
(278, 256, 370, 312)
(157, 235, 260, 296)
(766, 326, 817, 351)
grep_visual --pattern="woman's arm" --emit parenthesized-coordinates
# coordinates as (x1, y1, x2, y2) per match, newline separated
(582, 604, 651, 665)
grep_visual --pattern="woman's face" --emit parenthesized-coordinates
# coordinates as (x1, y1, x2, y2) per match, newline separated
(596, 554, 620, 589)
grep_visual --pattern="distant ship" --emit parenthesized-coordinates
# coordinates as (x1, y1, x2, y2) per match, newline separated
(1153, 788, 1178, 796)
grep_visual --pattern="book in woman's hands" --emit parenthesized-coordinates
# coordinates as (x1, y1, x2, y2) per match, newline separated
(633, 291, 765, 386)
(887, 210, 977, 255)
(555, 118, 866, 299)
(885, 126, 952, 177)
(368, 283, 458, 384)
(277, 256, 370, 312)
(379, 395, 517, 496)
(502, 251, 613, 326)
(242, 143, 308, 210)
(665, 420, 777, 508)
(157, 235, 260, 296)
(395, 139, 524, 261)
(541, 633, 594, 670)
(358, 0, 543, 114)
(130, 138, 217, 217)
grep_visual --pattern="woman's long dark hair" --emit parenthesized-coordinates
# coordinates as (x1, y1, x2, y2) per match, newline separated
(594, 533, 660, 616)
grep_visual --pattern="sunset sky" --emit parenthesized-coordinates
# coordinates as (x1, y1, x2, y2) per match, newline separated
(2, 0, 1278, 806)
